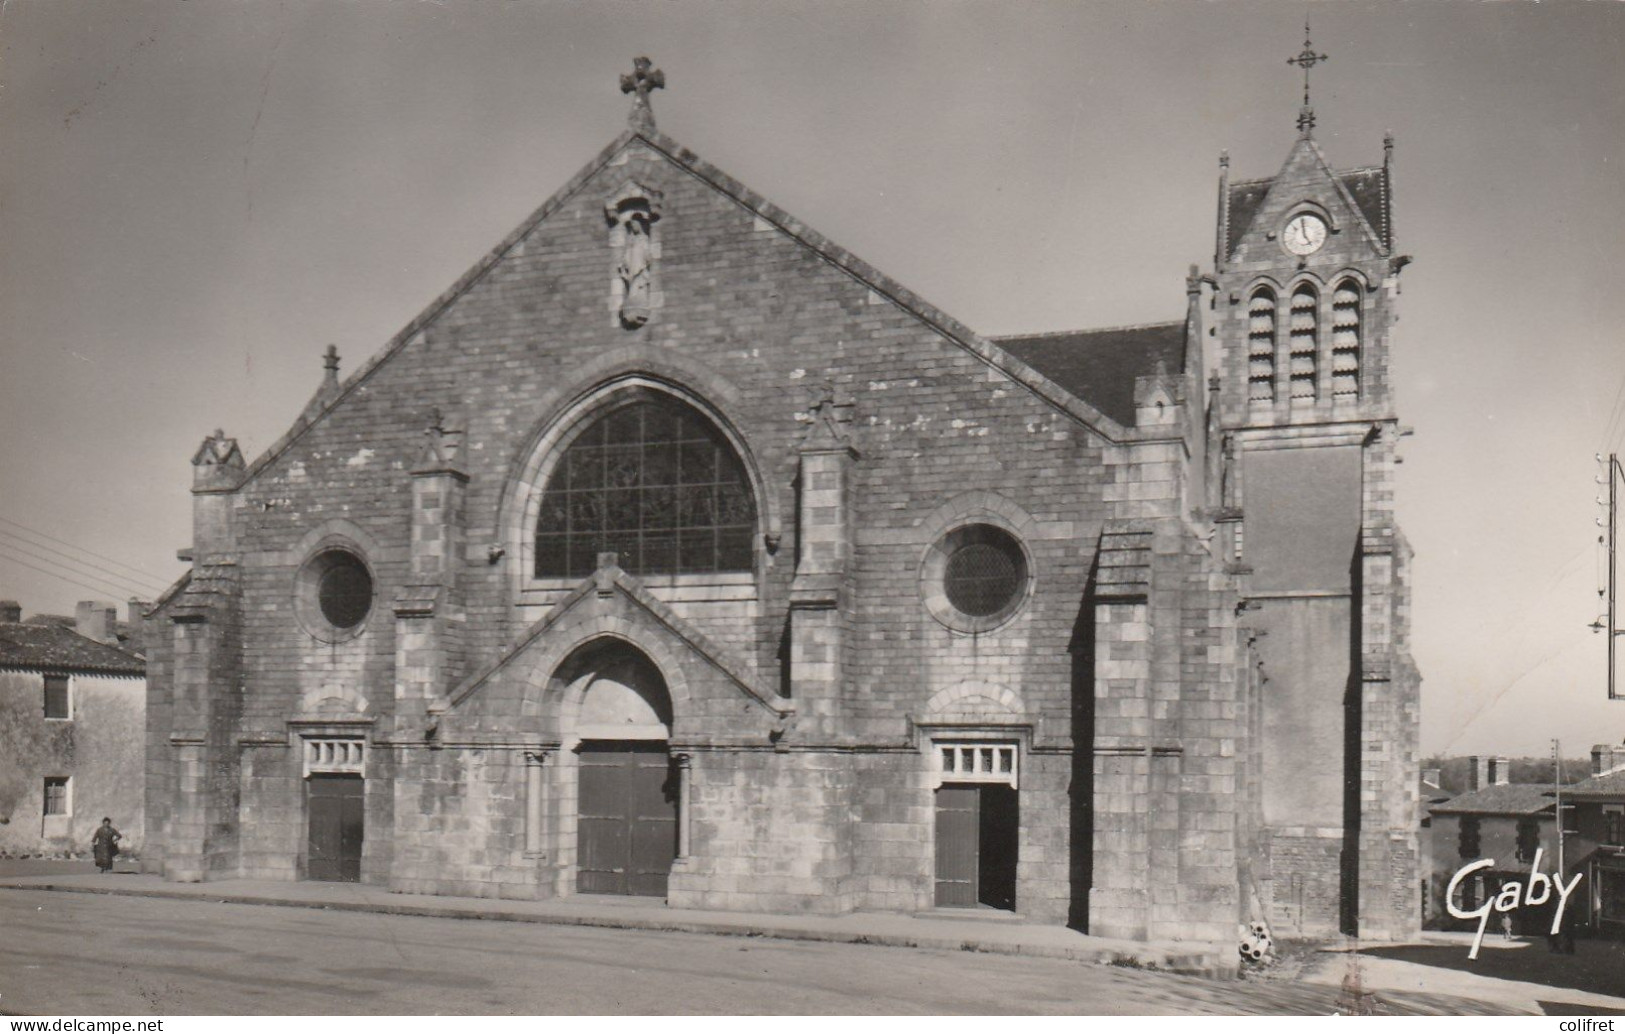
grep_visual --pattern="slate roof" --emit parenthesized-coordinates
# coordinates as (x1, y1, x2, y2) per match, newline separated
(0, 622, 145, 676)
(1339, 167, 1391, 250)
(1223, 165, 1391, 259)
(1225, 178, 1273, 259)
(1430, 783, 1556, 817)
(993, 322, 1187, 428)
(1553, 770, 1625, 800)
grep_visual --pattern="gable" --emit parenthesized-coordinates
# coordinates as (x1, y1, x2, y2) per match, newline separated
(1225, 139, 1389, 264)
(234, 125, 1142, 494)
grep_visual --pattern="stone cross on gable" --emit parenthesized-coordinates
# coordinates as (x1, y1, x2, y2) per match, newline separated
(620, 56, 665, 131)
(1287, 19, 1328, 136)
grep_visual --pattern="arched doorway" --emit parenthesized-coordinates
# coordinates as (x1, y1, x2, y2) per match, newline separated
(558, 641, 677, 897)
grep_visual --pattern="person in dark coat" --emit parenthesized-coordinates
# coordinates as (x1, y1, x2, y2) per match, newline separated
(91, 818, 121, 873)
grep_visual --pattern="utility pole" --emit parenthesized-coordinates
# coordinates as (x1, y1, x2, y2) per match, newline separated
(1554, 738, 1565, 880)
(1593, 453, 1625, 699)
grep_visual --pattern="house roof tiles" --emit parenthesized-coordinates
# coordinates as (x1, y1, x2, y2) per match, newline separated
(1430, 783, 1556, 817)
(0, 622, 145, 676)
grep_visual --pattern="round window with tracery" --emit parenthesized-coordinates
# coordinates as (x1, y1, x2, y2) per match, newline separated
(923, 523, 1031, 633)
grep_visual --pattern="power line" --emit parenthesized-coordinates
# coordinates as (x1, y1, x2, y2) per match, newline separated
(0, 543, 151, 601)
(0, 547, 152, 604)
(0, 515, 171, 585)
(1442, 635, 1593, 753)
(0, 530, 168, 596)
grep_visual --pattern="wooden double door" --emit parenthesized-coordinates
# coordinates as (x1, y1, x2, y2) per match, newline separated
(577, 741, 678, 897)
(934, 783, 1018, 910)
(307, 773, 364, 882)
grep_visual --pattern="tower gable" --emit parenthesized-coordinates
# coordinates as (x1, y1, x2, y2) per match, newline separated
(1222, 137, 1389, 274)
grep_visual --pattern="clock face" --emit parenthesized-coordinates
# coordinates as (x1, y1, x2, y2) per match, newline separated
(1282, 213, 1328, 256)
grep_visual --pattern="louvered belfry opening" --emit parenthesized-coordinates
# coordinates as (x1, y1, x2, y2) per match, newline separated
(1288, 283, 1319, 402)
(534, 394, 757, 579)
(1247, 288, 1278, 403)
(1332, 279, 1362, 400)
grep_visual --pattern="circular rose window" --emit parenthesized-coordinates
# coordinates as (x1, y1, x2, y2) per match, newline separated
(922, 524, 1031, 633)
(317, 552, 373, 629)
(296, 546, 375, 642)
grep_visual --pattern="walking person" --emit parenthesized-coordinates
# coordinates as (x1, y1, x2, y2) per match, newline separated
(91, 817, 121, 874)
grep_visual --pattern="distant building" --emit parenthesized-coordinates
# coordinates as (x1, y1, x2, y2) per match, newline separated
(1427, 756, 1558, 932)
(1418, 767, 1450, 921)
(0, 600, 147, 857)
(1548, 744, 1625, 934)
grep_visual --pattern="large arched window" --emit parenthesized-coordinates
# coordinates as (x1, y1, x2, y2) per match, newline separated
(534, 394, 756, 579)
(1247, 288, 1277, 403)
(1331, 279, 1362, 400)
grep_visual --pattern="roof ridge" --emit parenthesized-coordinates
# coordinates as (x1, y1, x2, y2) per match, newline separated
(992, 320, 1185, 342)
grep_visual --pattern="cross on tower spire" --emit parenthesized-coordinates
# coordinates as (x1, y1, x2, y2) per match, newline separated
(1286, 18, 1328, 136)
(620, 56, 665, 132)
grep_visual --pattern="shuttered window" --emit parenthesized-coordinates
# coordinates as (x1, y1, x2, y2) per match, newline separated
(1332, 279, 1362, 400)
(1288, 283, 1319, 402)
(1247, 289, 1277, 403)
(43, 777, 69, 816)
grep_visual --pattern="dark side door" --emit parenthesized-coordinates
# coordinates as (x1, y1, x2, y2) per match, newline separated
(307, 773, 364, 882)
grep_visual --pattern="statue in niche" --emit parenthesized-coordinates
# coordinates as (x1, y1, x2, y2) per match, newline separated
(618, 212, 654, 327)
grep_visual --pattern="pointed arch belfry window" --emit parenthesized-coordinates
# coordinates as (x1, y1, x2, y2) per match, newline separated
(534, 394, 757, 579)
(1288, 283, 1319, 402)
(1332, 279, 1362, 400)
(1247, 288, 1278, 403)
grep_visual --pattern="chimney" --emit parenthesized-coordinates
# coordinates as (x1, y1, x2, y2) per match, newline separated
(1468, 755, 1490, 791)
(125, 598, 150, 655)
(74, 600, 118, 644)
(0, 600, 20, 624)
(1594, 744, 1623, 777)
(1492, 756, 1511, 786)
(1422, 768, 1442, 789)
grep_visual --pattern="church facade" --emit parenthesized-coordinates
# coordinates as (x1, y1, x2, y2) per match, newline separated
(142, 59, 1420, 944)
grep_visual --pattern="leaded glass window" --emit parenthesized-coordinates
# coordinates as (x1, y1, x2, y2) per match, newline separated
(535, 396, 756, 579)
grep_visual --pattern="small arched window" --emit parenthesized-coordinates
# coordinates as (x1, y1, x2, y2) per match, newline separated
(1247, 288, 1277, 403)
(1288, 283, 1319, 402)
(534, 394, 756, 579)
(1332, 279, 1362, 400)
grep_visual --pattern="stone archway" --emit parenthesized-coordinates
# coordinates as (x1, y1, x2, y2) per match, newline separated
(553, 640, 678, 898)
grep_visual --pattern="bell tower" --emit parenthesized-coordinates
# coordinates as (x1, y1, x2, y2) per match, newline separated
(1207, 23, 1419, 942)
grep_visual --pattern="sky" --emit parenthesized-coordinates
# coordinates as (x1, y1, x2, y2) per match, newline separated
(1, 0, 1622, 757)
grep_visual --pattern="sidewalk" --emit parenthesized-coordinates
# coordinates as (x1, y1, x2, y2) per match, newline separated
(0, 871, 1230, 977)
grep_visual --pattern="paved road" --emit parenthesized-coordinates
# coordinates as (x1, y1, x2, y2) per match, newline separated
(0, 888, 1507, 1015)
